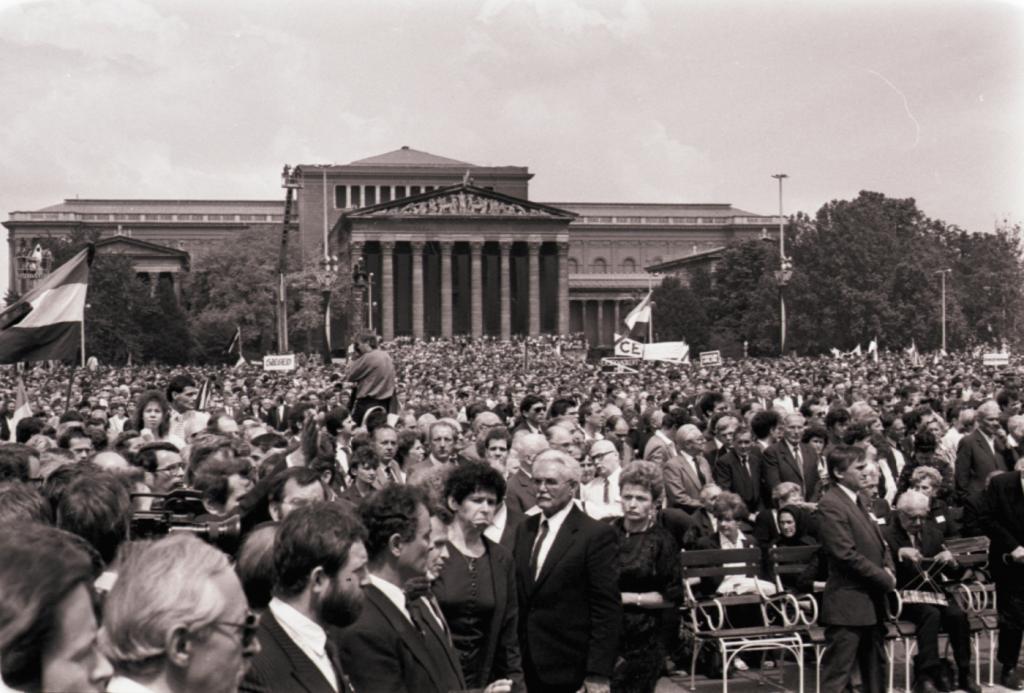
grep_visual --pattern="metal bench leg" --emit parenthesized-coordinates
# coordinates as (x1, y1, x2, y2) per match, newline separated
(887, 640, 896, 693)
(904, 637, 914, 693)
(988, 631, 995, 687)
(689, 638, 699, 692)
(721, 641, 729, 693)
(816, 644, 825, 693)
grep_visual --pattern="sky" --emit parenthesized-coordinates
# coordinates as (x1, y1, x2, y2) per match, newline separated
(0, 0, 1021, 291)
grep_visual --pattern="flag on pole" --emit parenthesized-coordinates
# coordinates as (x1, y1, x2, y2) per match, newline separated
(9, 377, 33, 434)
(868, 338, 878, 363)
(830, 347, 842, 358)
(624, 290, 653, 330)
(0, 246, 93, 364)
(225, 325, 241, 356)
(849, 344, 862, 356)
(196, 378, 213, 412)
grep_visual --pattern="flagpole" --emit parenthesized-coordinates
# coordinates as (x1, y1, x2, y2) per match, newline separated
(80, 322, 86, 367)
(647, 275, 653, 344)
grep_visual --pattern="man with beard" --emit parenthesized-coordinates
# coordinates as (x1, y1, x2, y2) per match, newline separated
(241, 502, 369, 693)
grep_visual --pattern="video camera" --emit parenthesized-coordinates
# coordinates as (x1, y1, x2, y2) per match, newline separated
(130, 488, 241, 554)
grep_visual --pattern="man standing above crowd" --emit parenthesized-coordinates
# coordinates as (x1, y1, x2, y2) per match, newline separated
(817, 446, 895, 693)
(343, 333, 395, 428)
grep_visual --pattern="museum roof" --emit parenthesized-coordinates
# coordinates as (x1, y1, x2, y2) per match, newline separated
(547, 202, 758, 217)
(29, 199, 283, 215)
(348, 146, 474, 167)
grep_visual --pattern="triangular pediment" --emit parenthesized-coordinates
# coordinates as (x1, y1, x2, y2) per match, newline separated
(94, 236, 189, 258)
(347, 184, 576, 220)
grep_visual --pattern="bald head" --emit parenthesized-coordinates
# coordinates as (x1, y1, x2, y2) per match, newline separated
(514, 433, 550, 472)
(472, 411, 502, 436)
(676, 424, 704, 456)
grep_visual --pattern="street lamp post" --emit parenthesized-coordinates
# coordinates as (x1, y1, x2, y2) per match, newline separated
(315, 255, 339, 364)
(771, 173, 790, 355)
(935, 268, 951, 352)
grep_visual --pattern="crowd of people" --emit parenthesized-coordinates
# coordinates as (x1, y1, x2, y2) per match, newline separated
(1, 332, 1024, 693)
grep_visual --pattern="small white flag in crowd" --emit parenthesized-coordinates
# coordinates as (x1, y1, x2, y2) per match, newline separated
(849, 344, 862, 356)
(867, 338, 878, 363)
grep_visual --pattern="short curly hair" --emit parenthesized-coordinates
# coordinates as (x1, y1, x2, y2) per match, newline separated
(618, 461, 664, 503)
(910, 465, 942, 488)
(360, 484, 429, 562)
(711, 491, 748, 521)
(443, 461, 506, 505)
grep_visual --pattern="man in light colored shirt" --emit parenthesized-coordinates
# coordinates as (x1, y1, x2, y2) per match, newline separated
(581, 438, 623, 520)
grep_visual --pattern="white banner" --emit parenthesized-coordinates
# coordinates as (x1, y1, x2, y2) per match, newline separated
(263, 353, 297, 371)
(613, 333, 689, 363)
(699, 350, 721, 366)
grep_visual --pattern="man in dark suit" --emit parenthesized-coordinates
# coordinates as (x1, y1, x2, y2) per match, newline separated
(981, 466, 1024, 689)
(337, 485, 470, 693)
(884, 490, 978, 693)
(514, 449, 621, 693)
(504, 432, 548, 514)
(955, 400, 1006, 503)
(265, 396, 291, 432)
(703, 414, 738, 468)
(762, 413, 819, 501)
(817, 445, 896, 693)
(713, 425, 761, 514)
(242, 502, 367, 693)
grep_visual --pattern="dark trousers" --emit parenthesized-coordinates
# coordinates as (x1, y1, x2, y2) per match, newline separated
(997, 580, 1024, 668)
(821, 624, 887, 693)
(523, 656, 580, 693)
(352, 396, 391, 429)
(903, 603, 971, 675)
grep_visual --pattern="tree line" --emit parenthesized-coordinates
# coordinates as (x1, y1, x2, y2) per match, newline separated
(652, 190, 1022, 357)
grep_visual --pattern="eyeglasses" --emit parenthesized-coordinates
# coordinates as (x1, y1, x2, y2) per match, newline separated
(156, 462, 186, 475)
(208, 610, 260, 648)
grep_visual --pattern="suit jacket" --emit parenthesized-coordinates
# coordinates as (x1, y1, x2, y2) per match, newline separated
(241, 610, 354, 693)
(713, 449, 762, 513)
(496, 506, 527, 553)
(513, 505, 621, 689)
(762, 441, 819, 501)
(955, 429, 1006, 502)
(642, 433, 676, 465)
(980, 470, 1024, 586)
(265, 404, 291, 432)
(336, 584, 457, 693)
(882, 519, 963, 590)
(503, 469, 537, 515)
(663, 453, 713, 512)
(815, 486, 895, 627)
(703, 439, 728, 468)
(433, 538, 524, 690)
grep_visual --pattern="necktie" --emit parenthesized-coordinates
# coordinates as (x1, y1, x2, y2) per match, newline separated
(741, 454, 751, 479)
(603, 477, 610, 503)
(793, 445, 804, 480)
(408, 600, 462, 688)
(530, 519, 549, 579)
(695, 458, 706, 486)
(324, 640, 352, 693)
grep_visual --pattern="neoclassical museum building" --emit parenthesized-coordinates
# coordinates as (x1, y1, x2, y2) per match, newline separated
(4, 147, 778, 346)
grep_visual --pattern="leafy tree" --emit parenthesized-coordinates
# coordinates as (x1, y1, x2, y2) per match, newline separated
(83, 255, 162, 364)
(651, 276, 709, 349)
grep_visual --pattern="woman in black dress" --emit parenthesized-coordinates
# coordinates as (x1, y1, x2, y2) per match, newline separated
(611, 461, 683, 693)
(432, 462, 524, 691)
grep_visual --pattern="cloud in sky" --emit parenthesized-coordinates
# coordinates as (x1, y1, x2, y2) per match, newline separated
(0, 0, 1020, 288)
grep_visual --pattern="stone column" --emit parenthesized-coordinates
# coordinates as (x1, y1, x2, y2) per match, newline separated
(411, 241, 425, 339)
(557, 242, 570, 335)
(148, 272, 159, 297)
(470, 241, 484, 337)
(440, 241, 453, 338)
(596, 300, 604, 346)
(350, 241, 365, 334)
(499, 241, 512, 340)
(172, 273, 182, 306)
(612, 300, 620, 338)
(527, 241, 542, 336)
(380, 241, 395, 341)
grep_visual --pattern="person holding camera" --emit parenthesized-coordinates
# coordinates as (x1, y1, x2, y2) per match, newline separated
(343, 334, 395, 428)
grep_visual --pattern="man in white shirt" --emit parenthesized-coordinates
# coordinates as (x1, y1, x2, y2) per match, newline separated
(243, 502, 369, 693)
(581, 439, 623, 520)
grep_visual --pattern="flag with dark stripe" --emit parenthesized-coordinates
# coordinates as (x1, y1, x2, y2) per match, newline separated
(0, 246, 93, 364)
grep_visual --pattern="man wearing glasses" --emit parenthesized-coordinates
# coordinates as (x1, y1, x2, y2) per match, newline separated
(581, 439, 623, 520)
(514, 395, 546, 435)
(101, 533, 261, 693)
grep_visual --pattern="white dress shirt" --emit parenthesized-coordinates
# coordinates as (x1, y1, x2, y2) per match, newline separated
(484, 503, 509, 544)
(105, 676, 157, 693)
(269, 598, 338, 692)
(532, 501, 574, 578)
(581, 466, 623, 520)
(368, 573, 413, 624)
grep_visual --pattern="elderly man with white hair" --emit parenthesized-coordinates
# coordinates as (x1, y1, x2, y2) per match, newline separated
(503, 432, 549, 514)
(954, 399, 1007, 504)
(101, 534, 260, 693)
(664, 424, 714, 512)
(883, 490, 978, 693)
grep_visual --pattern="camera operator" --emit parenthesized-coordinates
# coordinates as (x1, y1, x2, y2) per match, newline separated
(101, 534, 259, 693)
(0, 523, 112, 692)
(343, 333, 395, 428)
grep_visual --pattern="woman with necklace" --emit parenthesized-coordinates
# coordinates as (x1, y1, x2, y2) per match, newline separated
(432, 462, 524, 692)
(610, 461, 683, 693)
